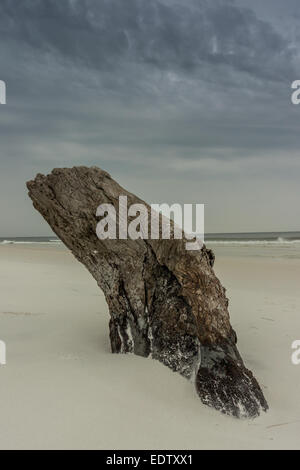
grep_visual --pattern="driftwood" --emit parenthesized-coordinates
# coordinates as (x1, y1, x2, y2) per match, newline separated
(27, 166, 268, 418)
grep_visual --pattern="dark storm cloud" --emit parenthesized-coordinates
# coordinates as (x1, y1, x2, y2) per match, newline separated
(0, 0, 300, 234)
(0, 0, 296, 82)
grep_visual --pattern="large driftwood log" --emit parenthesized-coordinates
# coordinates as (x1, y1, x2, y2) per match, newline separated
(27, 166, 268, 418)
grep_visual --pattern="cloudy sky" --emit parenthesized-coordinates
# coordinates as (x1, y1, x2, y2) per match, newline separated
(0, 0, 300, 235)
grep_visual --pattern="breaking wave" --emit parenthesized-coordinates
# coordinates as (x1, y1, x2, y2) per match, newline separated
(206, 237, 300, 246)
(0, 239, 62, 245)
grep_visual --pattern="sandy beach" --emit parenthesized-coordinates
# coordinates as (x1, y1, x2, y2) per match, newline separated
(0, 243, 300, 450)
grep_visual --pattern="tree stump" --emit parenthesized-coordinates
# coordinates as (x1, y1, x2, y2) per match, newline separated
(27, 166, 268, 418)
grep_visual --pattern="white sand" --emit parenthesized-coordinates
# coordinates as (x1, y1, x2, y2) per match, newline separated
(0, 244, 300, 450)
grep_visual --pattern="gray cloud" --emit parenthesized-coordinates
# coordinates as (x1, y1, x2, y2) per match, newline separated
(0, 0, 299, 235)
(0, 0, 297, 81)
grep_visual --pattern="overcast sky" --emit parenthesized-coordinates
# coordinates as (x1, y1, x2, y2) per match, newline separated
(0, 0, 300, 235)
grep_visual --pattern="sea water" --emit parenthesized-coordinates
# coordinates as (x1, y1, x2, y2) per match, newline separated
(1, 232, 300, 258)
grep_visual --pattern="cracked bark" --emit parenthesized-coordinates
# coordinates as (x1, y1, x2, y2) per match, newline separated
(27, 166, 268, 418)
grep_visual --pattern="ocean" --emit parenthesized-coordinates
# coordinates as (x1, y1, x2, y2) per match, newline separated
(0, 237, 62, 245)
(1, 232, 300, 258)
(205, 231, 300, 243)
(205, 231, 300, 258)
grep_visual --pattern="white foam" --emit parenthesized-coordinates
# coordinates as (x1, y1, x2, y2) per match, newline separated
(0, 239, 62, 245)
(206, 238, 300, 246)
